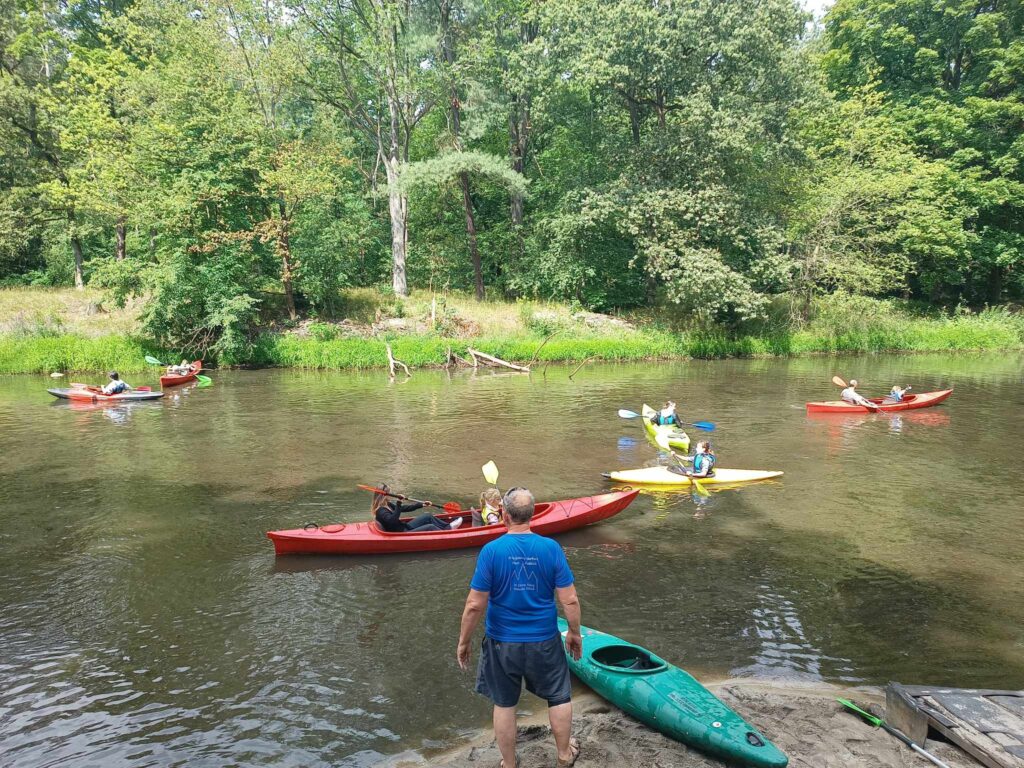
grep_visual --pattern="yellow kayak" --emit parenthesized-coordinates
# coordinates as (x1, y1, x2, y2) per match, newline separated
(603, 466, 784, 487)
(642, 404, 690, 452)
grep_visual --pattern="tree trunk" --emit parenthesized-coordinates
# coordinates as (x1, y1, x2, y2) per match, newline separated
(277, 200, 297, 320)
(149, 227, 157, 259)
(627, 91, 641, 145)
(459, 171, 484, 300)
(115, 215, 127, 261)
(68, 210, 84, 289)
(385, 160, 408, 297)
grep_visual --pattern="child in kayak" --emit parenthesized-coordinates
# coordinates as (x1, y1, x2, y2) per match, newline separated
(472, 488, 503, 526)
(651, 400, 682, 428)
(688, 441, 716, 479)
(887, 385, 909, 402)
(100, 372, 131, 395)
(371, 484, 462, 532)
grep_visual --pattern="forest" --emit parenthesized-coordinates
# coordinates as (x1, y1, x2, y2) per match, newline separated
(1, 0, 1022, 362)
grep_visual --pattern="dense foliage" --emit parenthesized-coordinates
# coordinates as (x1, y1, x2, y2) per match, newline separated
(2, 0, 1021, 356)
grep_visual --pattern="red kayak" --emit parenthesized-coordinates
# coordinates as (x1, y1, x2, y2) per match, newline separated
(160, 360, 203, 387)
(806, 388, 953, 414)
(267, 489, 640, 555)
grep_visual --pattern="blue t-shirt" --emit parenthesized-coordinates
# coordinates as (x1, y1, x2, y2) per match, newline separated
(470, 532, 574, 643)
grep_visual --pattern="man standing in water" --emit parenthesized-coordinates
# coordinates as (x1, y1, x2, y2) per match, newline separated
(457, 487, 583, 768)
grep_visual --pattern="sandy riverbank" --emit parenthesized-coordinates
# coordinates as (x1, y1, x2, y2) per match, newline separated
(379, 679, 975, 768)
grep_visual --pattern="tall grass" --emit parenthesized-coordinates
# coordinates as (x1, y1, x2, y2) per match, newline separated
(0, 335, 157, 375)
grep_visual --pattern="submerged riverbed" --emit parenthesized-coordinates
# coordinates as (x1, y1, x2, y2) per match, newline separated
(1, 354, 1022, 766)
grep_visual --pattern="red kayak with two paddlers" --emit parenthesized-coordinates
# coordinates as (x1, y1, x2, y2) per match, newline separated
(160, 360, 203, 388)
(267, 489, 640, 555)
(806, 388, 953, 414)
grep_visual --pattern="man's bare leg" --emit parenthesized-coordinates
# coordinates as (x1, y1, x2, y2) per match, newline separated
(548, 701, 574, 762)
(493, 704, 517, 766)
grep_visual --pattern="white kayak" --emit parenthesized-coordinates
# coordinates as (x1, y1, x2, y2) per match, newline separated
(603, 466, 784, 487)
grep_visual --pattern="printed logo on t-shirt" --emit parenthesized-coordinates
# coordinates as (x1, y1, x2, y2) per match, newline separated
(510, 556, 539, 591)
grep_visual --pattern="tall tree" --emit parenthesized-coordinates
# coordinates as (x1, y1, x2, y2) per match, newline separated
(291, 0, 438, 296)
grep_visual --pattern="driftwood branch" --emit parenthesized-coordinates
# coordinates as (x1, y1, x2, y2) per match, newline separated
(526, 332, 558, 368)
(467, 348, 530, 372)
(568, 356, 595, 380)
(386, 344, 411, 379)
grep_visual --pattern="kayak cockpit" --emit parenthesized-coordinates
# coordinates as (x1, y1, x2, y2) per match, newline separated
(371, 502, 556, 535)
(590, 644, 668, 674)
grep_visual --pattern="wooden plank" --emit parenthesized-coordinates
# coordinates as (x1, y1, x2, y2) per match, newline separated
(901, 686, 1024, 698)
(993, 697, 1024, 720)
(931, 693, 1024, 736)
(920, 695, 1024, 768)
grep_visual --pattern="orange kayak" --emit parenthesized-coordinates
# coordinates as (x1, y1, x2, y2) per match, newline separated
(160, 360, 203, 387)
(805, 388, 952, 413)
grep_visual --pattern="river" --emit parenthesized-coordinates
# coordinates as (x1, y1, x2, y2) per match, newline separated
(1, 353, 1022, 766)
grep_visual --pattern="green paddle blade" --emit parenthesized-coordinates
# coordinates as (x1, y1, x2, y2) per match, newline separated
(837, 698, 882, 727)
(196, 374, 212, 385)
(145, 355, 164, 366)
(482, 461, 499, 485)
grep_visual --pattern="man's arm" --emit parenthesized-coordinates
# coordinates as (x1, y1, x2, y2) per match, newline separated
(457, 589, 489, 670)
(556, 584, 582, 660)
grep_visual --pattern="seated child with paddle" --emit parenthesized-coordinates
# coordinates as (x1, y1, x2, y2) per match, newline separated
(667, 440, 716, 478)
(651, 400, 682, 428)
(371, 484, 462, 533)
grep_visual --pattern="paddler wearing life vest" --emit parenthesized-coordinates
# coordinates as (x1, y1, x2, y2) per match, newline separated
(100, 371, 132, 395)
(650, 400, 682, 428)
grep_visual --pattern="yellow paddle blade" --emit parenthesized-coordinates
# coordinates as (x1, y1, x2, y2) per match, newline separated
(482, 461, 499, 485)
(832, 375, 848, 388)
(691, 478, 710, 497)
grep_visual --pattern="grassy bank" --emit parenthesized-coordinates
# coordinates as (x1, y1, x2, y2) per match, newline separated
(2, 287, 1023, 374)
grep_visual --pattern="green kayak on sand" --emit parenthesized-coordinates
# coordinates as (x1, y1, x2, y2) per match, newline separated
(557, 619, 788, 767)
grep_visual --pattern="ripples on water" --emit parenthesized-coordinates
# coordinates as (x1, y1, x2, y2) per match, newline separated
(1, 355, 1023, 766)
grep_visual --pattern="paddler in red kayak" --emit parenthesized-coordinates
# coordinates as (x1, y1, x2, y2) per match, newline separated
(371, 484, 463, 532)
(840, 380, 879, 410)
(100, 371, 132, 395)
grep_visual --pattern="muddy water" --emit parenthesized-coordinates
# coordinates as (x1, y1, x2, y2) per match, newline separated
(1, 353, 1021, 766)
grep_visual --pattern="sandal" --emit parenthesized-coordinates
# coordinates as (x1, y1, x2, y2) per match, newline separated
(556, 736, 580, 768)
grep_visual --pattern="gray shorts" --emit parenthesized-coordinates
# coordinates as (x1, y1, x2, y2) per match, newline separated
(475, 633, 571, 708)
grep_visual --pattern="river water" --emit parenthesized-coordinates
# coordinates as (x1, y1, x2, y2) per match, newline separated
(1, 354, 1022, 766)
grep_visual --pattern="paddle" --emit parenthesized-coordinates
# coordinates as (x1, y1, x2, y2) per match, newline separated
(145, 355, 165, 365)
(482, 461, 499, 486)
(618, 409, 716, 431)
(357, 484, 463, 513)
(837, 698, 951, 768)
